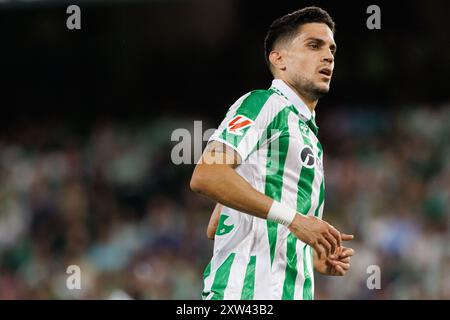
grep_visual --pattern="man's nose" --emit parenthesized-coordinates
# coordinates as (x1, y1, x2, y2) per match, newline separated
(322, 51, 334, 64)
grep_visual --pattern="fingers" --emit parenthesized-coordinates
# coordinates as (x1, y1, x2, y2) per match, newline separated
(323, 231, 338, 255)
(341, 233, 354, 241)
(329, 260, 350, 271)
(328, 255, 351, 263)
(318, 237, 332, 257)
(339, 247, 355, 259)
(327, 226, 342, 248)
(333, 264, 345, 276)
(326, 260, 345, 276)
(327, 253, 351, 276)
(312, 241, 326, 260)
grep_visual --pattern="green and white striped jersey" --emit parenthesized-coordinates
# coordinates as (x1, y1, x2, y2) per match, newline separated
(202, 79, 325, 300)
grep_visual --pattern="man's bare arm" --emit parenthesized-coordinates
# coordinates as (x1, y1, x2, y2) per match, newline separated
(190, 141, 343, 258)
(190, 141, 273, 220)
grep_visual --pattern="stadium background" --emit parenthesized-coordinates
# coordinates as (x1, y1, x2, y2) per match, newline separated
(0, 0, 449, 299)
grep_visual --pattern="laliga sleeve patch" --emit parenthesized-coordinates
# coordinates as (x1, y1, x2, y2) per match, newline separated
(226, 115, 253, 135)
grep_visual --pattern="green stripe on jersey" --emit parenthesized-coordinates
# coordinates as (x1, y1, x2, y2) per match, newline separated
(240, 256, 257, 300)
(210, 253, 236, 300)
(302, 245, 313, 300)
(203, 262, 211, 279)
(281, 233, 298, 299)
(201, 262, 212, 298)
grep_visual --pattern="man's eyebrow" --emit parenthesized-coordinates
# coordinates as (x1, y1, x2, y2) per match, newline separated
(304, 37, 324, 43)
(304, 37, 337, 51)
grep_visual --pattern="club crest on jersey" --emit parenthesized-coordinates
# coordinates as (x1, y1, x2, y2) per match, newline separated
(226, 115, 253, 135)
(299, 123, 310, 137)
(300, 145, 316, 168)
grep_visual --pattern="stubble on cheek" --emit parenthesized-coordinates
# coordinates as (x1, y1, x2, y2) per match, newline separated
(293, 72, 329, 101)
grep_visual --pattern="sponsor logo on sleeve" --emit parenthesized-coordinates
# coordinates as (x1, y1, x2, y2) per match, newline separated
(226, 115, 253, 135)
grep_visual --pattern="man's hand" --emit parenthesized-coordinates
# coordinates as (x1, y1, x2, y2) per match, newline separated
(313, 234, 355, 276)
(288, 214, 343, 260)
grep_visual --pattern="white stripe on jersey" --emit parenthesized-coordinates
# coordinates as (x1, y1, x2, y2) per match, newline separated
(307, 129, 323, 217)
(293, 240, 306, 300)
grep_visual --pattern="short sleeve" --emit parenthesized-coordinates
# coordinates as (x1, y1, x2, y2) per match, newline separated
(208, 90, 282, 162)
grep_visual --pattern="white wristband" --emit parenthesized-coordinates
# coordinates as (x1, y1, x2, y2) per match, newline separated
(267, 201, 297, 227)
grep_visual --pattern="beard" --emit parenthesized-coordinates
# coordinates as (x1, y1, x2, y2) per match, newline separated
(292, 74, 329, 101)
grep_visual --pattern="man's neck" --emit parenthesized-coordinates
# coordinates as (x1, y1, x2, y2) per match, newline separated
(281, 79, 318, 113)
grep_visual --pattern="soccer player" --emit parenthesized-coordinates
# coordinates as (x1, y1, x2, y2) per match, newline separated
(190, 6, 354, 300)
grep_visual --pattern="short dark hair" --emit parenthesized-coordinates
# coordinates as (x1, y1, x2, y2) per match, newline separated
(264, 6, 335, 68)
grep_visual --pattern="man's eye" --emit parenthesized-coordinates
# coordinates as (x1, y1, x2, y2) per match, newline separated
(309, 43, 319, 49)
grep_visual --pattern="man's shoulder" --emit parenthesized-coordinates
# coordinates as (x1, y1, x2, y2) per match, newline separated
(233, 88, 292, 119)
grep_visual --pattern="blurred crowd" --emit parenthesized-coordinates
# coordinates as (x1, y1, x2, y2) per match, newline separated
(316, 104, 450, 299)
(0, 116, 214, 299)
(0, 104, 449, 299)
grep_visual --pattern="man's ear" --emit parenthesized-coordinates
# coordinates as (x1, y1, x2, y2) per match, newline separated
(269, 50, 286, 72)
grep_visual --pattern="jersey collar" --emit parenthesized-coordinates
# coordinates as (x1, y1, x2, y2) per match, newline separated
(270, 79, 315, 122)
